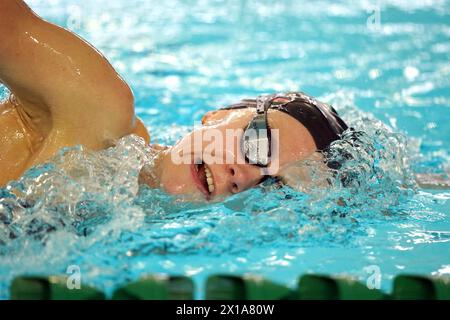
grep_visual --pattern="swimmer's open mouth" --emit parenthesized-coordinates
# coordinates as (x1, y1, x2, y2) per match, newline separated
(191, 162, 215, 199)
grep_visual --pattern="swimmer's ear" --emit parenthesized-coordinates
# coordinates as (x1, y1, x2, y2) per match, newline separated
(201, 110, 230, 125)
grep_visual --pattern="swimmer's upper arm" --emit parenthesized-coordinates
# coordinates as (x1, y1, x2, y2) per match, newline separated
(0, 0, 135, 148)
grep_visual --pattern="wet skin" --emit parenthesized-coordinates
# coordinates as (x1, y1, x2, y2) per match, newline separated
(0, 0, 321, 200)
(0, 0, 149, 185)
(141, 107, 319, 201)
(2, 1, 444, 197)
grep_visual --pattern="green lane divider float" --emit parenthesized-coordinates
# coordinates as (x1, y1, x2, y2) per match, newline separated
(10, 276, 105, 300)
(10, 273, 450, 300)
(298, 274, 386, 300)
(393, 275, 450, 300)
(205, 274, 294, 300)
(112, 275, 194, 300)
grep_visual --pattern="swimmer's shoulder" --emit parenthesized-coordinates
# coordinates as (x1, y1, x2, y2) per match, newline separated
(132, 116, 151, 145)
(1, 2, 141, 152)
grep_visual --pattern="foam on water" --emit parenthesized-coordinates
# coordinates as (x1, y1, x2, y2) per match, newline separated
(0, 0, 449, 299)
(0, 102, 419, 297)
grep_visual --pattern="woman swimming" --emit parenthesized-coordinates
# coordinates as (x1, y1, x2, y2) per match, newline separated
(0, 0, 447, 201)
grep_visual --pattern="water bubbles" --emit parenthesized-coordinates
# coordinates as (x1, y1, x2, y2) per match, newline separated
(0, 134, 157, 247)
(404, 66, 420, 81)
(369, 68, 381, 80)
(2, 0, 448, 298)
(0, 91, 425, 303)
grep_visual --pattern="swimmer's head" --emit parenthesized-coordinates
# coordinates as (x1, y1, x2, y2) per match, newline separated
(139, 92, 348, 201)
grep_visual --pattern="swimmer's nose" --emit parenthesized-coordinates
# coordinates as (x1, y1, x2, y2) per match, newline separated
(213, 163, 262, 195)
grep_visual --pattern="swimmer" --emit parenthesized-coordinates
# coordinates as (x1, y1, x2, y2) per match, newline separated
(0, 0, 447, 201)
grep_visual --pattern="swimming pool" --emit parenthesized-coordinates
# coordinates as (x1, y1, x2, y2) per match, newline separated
(0, 0, 449, 299)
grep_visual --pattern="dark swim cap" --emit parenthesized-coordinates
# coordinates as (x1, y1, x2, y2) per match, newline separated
(219, 91, 349, 151)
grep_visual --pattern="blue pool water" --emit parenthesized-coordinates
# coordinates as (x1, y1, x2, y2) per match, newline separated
(0, 0, 449, 299)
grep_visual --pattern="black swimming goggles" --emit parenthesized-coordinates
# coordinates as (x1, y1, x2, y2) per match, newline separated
(241, 94, 294, 167)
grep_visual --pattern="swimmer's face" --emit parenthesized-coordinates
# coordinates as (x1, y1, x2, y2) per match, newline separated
(139, 107, 321, 201)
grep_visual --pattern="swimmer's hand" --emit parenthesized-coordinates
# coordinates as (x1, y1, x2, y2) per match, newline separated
(415, 173, 450, 190)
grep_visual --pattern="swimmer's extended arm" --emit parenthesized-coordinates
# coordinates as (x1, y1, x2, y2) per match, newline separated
(0, 0, 136, 154)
